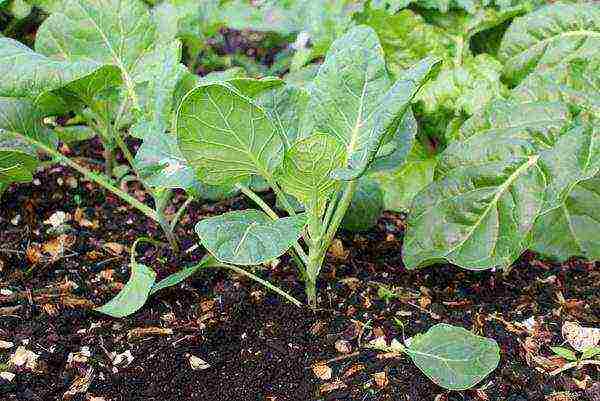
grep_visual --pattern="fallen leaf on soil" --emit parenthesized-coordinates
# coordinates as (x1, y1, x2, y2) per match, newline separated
(0, 372, 15, 382)
(67, 347, 91, 365)
(44, 211, 70, 228)
(0, 340, 14, 349)
(127, 327, 173, 340)
(188, 354, 210, 370)
(102, 242, 126, 255)
(368, 336, 387, 349)
(26, 244, 43, 265)
(43, 234, 74, 261)
(342, 364, 364, 379)
(328, 239, 348, 260)
(546, 392, 576, 401)
(373, 371, 388, 388)
(74, 208, 98, 229)
(111, 350, 134, 367)
(562, 321, 600, 352)
(200, 299, 216, 312)
(63, 368, 93, 400)
(319, 380, 346, 394)
(9, 346, 39, 370)
(335, 340, 352, 354)
(312, 363, 332, 380)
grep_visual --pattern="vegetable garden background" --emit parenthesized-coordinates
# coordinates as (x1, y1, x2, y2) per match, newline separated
(0, 0, 598, 400)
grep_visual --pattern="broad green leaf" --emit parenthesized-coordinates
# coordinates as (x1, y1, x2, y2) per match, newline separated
(0, 150, 38, 184)
(54, 125, 96, 143)
(355, 9, 454, 77)
(275, 133, 345, 212)
(0, 182, 7, 197)
(499, 3, 600, 86)
(150, 255, 218, 295)
(416, 54, 507, 118)
(511, 57, 600, 114)
(195, 209, 307, 266)
(254, 84, 310, 149)
(403, 94, 600, 270)
(550, 347, 578, 362)
(0, 97, 57, 145)
(176, 82, 284, 185)
(0, 37, 120, 103)
(302, 26, 440, 180)
(582, 346, 600, 360)
(369, 0, 408, 14)
(531, 175, 600, 263)
(341, 177, 384, 232)
(369, 141, 437, 213)
(407, 324, 500, 391)
(35, 0, 159, 108)
(404, 158, 546, 270)
(368, 109, 418, 173)
(130, 41, 184, 138)
(95, 262, 156, 318)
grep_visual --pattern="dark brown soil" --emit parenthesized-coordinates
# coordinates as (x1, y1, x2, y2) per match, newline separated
(0, 143, 599, 401)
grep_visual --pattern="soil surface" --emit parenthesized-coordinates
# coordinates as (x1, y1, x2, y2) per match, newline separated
(0, 141, 599, 401)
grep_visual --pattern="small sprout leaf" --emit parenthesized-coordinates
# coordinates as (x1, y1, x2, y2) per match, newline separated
(551, 347, 578, 362)
(95, 263, 156, 318)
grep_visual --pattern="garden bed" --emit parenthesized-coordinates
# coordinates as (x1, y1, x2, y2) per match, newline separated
(1, 155, 598, 401)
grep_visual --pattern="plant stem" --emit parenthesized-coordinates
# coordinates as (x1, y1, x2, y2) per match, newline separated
(22, 136, 159, 222)
(154, 190, 179, 252)
(217, 262, 303, 307)
(103, 146, 114, 177)
(170, 196, 193, 232)
(305, 180, 358, 308)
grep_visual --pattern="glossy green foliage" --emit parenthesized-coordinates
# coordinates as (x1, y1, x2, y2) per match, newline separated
(195, 210, 307, 266)
(341, 178, 384, 232)
(499, 3, 600, 86)
(407, 324, 500, 390)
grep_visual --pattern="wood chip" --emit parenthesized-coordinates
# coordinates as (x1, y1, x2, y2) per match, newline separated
(373, 371, 388, 388)
(0, 340, 14, 349)
(319, 380, 346, 394)
(312, 363, 332, 380)
(562, 321, 600, 352)
(188, 354, 210, 370)
(127, 327, 173, 340)
(9, 346, 39, 370)
(334, 339, 352, 354)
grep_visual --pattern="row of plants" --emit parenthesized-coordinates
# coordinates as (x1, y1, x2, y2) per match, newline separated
(0, 0, 598, 392)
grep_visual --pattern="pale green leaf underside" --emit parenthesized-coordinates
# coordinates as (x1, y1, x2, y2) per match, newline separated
(195, 210, 307, 266)
(95, 262, 156, 318)
(407, 324, 500, 391)
(276, 133, 345, 212)
(177, 82, 283, 185)
(531, 175, 600, 262)
(499, 3, 600, 85)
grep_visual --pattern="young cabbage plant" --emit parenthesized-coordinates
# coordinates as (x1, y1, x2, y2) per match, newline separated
(0, 0, 213, 250)
(176, 26, 441, 307)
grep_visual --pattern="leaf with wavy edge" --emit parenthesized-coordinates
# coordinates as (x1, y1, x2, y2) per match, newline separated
(176, 81, 284, 186)
(35, 0, 159, 108)
(276, 133, 345, 213)
(301, 25, 440, 181)
(196, 210, 307, 266)
(531, 175, 600, 262)
(0, 150, 38, 184)
(499, 3, 600, 86)
(407, 324, 500, 391)
(0, 37, 120, 105)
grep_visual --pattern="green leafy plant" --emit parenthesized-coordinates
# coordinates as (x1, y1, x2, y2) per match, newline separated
(369, 323, 501, 390)
(550, 345, 600, 376)
(175, 26, 440, 307)
(0, 0, 224, 250)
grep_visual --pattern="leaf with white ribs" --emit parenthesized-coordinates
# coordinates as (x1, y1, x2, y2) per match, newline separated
(275, 133, 346, 213)
(499, 3, 600, 86)
(300, 25, 441, 181)
(176, 82, 284, 186)
(195, 210, 307, 266)
(531, 174, 600, 262)
(402, 99, 582, 270)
